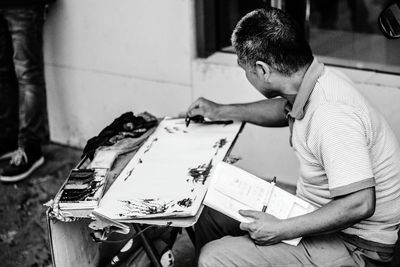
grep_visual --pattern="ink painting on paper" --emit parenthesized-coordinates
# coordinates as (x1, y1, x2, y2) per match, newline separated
(94, 118, 242, 220)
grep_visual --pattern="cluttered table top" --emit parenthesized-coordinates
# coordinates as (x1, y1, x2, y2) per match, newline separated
(47, 112, 244, 228)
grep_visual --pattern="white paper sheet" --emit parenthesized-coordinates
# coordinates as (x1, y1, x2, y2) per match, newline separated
(204, 162, 317, 246)
(94, 118, 242, 220)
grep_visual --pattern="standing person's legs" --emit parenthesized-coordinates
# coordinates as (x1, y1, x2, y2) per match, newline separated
(0, 11, 18, 159)
(8, 6, 47, 152)
(0, 6, 47, 182)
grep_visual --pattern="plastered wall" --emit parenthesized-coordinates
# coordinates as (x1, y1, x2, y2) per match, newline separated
(44, 0, 195, 146)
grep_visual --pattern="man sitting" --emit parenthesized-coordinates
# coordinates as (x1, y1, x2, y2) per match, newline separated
(187, 7, 400, 267)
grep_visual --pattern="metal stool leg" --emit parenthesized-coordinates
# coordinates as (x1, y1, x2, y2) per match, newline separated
(185, 226, 196, 245)
(132, 224, 162, 267)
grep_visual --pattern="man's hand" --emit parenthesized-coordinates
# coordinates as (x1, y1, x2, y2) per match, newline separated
(238, 187, 375, 247)
(239, 210, 285, 246)
(186, 97, 222, 121)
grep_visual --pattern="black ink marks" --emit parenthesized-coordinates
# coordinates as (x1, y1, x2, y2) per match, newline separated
(213, 138, 228, 155)
(177, 198, 193, 208)
(144, 137, 158, 153)
(147, 205, 167, 214)
(164, 127, 174, 134)
(142, 198, 169, 214)
(120, 198, 173, 216)
(214, 138, 227, 149)
(124, 159, 142, 181)
(164, 126, 182, 134)
(188, 159, 213, 185)
(225, 155, 242, 164)
(142, 198, 155, 202)
(124, 168, 134, 181)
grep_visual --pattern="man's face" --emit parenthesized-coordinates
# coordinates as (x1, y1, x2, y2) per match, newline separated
(239, 60, 279, 99)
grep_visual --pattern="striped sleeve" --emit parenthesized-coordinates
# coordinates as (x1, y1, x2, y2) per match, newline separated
(308, 104, 375, 197)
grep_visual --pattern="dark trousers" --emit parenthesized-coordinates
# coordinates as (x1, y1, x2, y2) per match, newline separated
(0, 6, 47, 152)
(194, 206, 246, 257)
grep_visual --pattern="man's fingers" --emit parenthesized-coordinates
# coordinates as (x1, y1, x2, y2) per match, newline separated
(239, 222, 251, 231)
(186, 103, 199, 117)
(188, 108, 203, 117)
(254, 239, 270, 246)
(239, 209, 262, 219)
(186, 98, 204, 116)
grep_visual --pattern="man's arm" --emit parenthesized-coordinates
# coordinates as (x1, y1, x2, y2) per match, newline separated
(186, 97, 289, 127)
(239, 187, 376, 245)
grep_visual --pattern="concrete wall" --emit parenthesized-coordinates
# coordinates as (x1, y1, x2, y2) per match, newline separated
(44, 0, 195, 146)
(43, 0, 400, 186)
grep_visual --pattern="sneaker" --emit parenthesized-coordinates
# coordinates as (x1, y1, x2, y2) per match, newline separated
(0, 143, 17, 161)
(0, 148, 15, 161)
(0, 148, 45, 182)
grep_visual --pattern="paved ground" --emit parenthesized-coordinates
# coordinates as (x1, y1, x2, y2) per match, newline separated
(0, 144, 81, 267)
(0, 143, 195, 267)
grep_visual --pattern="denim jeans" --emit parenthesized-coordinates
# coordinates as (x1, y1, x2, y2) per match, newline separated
(0, 6, 48, 152)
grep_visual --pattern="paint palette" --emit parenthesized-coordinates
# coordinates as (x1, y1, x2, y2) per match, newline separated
(58, 168, 107, 217)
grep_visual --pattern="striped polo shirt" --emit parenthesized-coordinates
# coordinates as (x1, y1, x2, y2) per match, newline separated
(288, 58, 400, 251)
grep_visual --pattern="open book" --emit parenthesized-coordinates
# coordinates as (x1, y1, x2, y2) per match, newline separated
(204, 162, 317, 246)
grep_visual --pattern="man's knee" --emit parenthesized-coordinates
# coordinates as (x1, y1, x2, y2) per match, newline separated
(198, 236, 254, 267)
(198, 239, 226, 267)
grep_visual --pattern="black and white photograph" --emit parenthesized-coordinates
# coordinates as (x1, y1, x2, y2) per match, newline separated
(0, 1, 399, 266)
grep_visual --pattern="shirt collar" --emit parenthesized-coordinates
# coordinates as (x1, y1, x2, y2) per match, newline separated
(287, 58, 324, 120)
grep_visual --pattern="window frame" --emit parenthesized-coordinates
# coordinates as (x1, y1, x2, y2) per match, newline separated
(195, 0, 400, 75)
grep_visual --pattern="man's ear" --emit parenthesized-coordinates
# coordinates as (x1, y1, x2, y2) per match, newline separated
(255, 61, 271, 81)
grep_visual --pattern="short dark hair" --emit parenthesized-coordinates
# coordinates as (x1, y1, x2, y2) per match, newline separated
(231, 7, 313, 76)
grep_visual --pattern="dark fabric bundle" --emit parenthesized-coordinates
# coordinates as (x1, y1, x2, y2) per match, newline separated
(82, 112, 157, 160)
